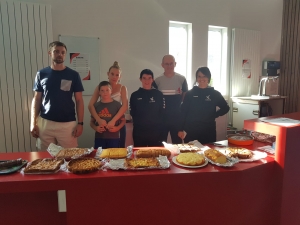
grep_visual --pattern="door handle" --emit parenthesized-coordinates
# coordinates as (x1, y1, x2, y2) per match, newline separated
(233, 107, 238, 112)
(253, 110, 259, 115)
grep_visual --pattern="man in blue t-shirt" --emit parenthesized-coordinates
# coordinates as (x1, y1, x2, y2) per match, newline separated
(30, 41, 84, 150)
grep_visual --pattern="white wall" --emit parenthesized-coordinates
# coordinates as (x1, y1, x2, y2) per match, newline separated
(14, 0, 283, 147)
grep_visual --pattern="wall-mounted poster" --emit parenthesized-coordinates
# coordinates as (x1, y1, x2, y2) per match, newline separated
(59, 35, 100, 95)
(69, 53, 90, 80)
(242, 59, 251, 78)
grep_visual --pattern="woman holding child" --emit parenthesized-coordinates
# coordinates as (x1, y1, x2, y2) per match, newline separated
(88, 61, 128, 148)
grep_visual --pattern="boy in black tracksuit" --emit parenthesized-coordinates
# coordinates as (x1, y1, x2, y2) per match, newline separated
(130, 69, 165, 147)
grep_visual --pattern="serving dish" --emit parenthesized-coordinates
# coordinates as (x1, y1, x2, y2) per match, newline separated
(219, 149, 267, 162)
(0, 160, 28, 174)
(104, 155, 170, 170)
(227, 134, 254, 145)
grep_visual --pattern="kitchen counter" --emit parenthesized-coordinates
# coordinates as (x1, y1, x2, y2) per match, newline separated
(0, 141, 280, 225)
(231, 95, 287, 103)
(244, 112, 300, 225)
(231, 96, 287, 130)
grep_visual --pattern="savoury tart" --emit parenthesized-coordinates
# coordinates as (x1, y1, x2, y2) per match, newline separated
(24, 158, 64, 174)
(68, 158, 101, 174)
(56, 148, 89, 159)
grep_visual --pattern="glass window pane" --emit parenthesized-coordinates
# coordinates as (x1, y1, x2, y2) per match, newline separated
(169, 26, 187, 76)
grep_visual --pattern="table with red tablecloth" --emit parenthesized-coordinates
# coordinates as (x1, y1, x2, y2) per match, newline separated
(0, 140, 281, 225)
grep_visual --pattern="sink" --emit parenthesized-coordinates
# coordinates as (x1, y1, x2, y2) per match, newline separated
(251, 95, 270, 99)
(251, 95, 281, 99)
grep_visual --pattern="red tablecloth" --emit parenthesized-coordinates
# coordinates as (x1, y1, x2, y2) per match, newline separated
(0, 141, 280, 225)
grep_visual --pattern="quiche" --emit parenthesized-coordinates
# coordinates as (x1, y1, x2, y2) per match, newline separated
(125, 158, 160, 169)
(55, 148, 89, 159)
(68, 158, 101, 174)
(176, 153, 205, 166)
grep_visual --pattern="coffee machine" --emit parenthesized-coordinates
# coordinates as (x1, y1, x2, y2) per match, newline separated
(256, 61, 280, 96)
(263, 61, 280, 76)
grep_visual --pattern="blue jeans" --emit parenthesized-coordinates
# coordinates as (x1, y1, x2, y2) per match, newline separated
(94, 138, 120, 149)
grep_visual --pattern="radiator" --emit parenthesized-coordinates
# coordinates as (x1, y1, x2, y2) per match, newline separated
(0, 1, 52, 152)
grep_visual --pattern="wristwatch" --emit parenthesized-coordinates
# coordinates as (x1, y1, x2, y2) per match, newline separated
(78, 122, 84, 125)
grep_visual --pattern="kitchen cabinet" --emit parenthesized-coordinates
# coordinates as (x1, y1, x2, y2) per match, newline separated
(231, 96, 287, 130)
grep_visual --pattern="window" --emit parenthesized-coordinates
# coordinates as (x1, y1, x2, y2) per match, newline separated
(169, 21, 192, 88)
(207, 26, 228, 97)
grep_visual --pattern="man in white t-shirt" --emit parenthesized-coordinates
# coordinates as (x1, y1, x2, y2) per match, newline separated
(152, 55, 188, 144)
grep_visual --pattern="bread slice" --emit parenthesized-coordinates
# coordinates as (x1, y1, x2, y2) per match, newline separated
(136, 149, 171, 158)
(204, 149, 227, 164)
(100, 148, 127, 159)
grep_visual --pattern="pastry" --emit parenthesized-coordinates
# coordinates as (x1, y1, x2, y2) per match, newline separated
(224, 147, 239, 158)
(225, 147, 253, 159)
(100, 148, 127, 159)
(24, 158, 63, 173)
(136, 149, 171, 158)
(56, 148, 88, 159)
(174, 144, 200, 153)
(237, 149, 253, 159)
(68, 158, 101, 174)
(204, 149, 227, 164)
(176, 153, 205, 166)
(125, 158, 160, 168)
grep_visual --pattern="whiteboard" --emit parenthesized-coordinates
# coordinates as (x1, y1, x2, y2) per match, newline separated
(59, 35, 100, 95)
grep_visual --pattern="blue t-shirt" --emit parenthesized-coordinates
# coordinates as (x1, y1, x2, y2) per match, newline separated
(33, 66, 84, 122)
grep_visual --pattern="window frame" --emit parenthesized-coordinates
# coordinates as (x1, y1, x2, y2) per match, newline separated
(169, 21, 193, 89)
(208, 25, 229, 99)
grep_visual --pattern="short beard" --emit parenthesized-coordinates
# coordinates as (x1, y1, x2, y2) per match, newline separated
(53, 59, 64, 64)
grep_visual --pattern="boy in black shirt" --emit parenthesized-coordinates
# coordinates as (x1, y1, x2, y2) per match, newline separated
(130, 69, 165, 147)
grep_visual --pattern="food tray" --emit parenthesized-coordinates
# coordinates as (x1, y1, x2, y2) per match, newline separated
(104, 155, 170, 170)
(47, 143, 94, 160)
(0, 160, 28, 174)
(22, 158, 64, 174)
(227, 134, 254, 146)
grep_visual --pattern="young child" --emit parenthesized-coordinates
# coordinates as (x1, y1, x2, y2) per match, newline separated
(90, 81, 125, 149)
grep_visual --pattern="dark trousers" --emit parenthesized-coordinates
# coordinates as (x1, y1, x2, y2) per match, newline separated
(94, 138, 120, 149)
(161, 118, 182, 144)
(184, 121, 216, 144)
(133, 125, 164, 147)
(119, 124, 126, 147)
